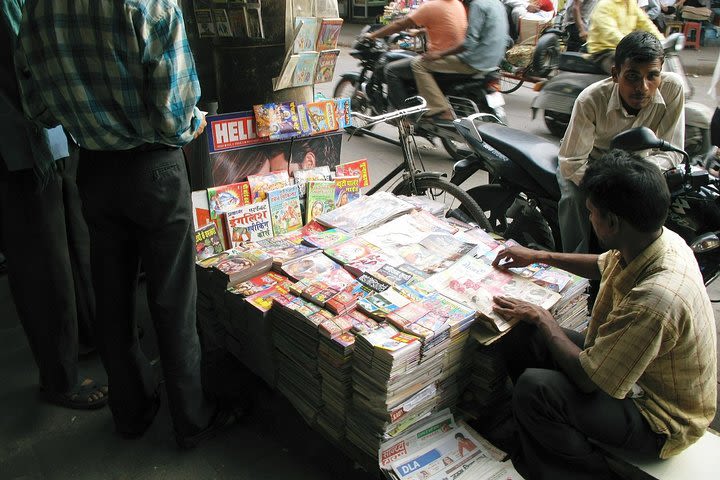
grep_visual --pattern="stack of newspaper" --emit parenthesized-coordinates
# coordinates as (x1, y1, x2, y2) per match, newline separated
(377, 409, 522, 480)
(460, 342, 512, 420)
(315, 191, 415, 234)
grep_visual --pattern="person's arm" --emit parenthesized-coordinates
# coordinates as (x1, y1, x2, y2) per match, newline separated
(573, 0, 588, 39)
(367, 16, 417, 40)
(647, 73, 685, 170)
(492, 296, 597, 392)
(558, 93, 597, 186)
(492, 244, 601, 280)
(144, 6, 203, 146)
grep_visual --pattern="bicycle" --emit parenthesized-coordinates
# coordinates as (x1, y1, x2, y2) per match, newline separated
(349, 96, 492, 232)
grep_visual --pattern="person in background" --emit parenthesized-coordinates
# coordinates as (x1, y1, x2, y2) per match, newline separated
(493, 149, 716, 479)
(365, 0, 468, 111)
(411, 0, 510, 121)
(586, 0, 663, 73)
(16, 0, 240, 447)
(510, 0, 555, 40)
(557, 31, 683, 253)
(0, 0, 105, 409)
(642, 0, 668, 33)
(562, 0, 599, 51)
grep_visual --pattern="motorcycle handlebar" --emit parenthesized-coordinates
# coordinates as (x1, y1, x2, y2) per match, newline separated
(350, 96, 428, 127)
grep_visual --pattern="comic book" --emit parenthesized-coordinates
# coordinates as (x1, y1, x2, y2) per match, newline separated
(212, 249, 274, 286)
(335, 158, 370, 188)
(292, 166, 332, 199)
(228, 271, 289, 297)
(316, 18, 343, 51)
(247, 170, 291, 202)
(356, 287, 414, 321)
(303, 99, 338, 135)
(323, 237, 381, 265)
(293, 16, 319, 52)
(281, 250, 346, 282)
(304, 180, 336, 223)
(245, 281, 293, 312)
(194, 222, 225, 261)
(314, 49, 340, 84)
(267, 185, 303, 236)
(207, 182, 252, 248)
(302, 228, 352, 250)
(224, 200, 273, 247)
(334, 175, 361, 208)
(192, 189, 212, 230)
(324, 275, 388, 315)
(253, 101, 303, 140)
(294, 102, 313, 138)
(292, 51, 320, 87)
(334, 97, 352, 129)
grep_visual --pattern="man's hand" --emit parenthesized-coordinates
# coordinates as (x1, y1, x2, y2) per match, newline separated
(492, 244, 541, 270)
(526, 4, 540, 12)
(193, 114, 207, 139)
(492, 296, 554, 326)
(423, 51, 442, 61)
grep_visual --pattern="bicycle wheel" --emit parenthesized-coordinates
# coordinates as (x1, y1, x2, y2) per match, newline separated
(391, 176, 492, 232)
(500, 73, 524, 94)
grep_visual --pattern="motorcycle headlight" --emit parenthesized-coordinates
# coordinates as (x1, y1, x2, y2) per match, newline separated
(690, 232, 720, 253)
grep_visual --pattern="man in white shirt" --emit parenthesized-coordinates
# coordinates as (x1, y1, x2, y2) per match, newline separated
(557, 31, 684, 253)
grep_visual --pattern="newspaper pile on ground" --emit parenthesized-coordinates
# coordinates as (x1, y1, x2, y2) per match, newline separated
(378, 409, 523, 480)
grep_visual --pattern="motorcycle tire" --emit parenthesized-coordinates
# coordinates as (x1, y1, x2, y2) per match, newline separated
(544, 110, 570, 138)
(333, 78, 375, 134)
(532, 33, 561, 78)
(391, 176, 493, 232)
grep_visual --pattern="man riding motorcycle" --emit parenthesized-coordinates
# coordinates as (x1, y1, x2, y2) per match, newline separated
(364, 0, 467, 111)
(412, 0, 510, 122)
(558, 31, 684, 253)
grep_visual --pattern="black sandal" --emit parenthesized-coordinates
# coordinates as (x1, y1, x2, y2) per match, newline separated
(40, 378, 109, 410)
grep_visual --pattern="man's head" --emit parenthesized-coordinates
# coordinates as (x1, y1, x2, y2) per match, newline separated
(612, 32, 664, 113)
(580, 149, 670, 249)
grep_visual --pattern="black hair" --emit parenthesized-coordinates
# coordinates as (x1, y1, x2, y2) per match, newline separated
(614, 31, 664, 70)
(580, 149, 670, 232)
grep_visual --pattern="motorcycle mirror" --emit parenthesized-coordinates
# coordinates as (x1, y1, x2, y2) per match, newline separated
(610, 127, 666, 151)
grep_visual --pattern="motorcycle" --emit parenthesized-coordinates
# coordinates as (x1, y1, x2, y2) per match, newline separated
(531, 33, 714, 162)
(449, 114, 720, 285)
(333, 25, 507, 160)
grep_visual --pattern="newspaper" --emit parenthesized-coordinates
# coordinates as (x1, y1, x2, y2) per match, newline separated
(379, 409, 457, 470)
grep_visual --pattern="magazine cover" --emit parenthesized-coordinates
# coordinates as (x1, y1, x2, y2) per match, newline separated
(247, 170, 291, 202)
(192, 189, 212, 230)
(206, 111, 272, 154)
(305, 180, 336, 223)
(293, 16, 319, 52)
(334, 175, 361, 207)
(245, 282, 293, 312)
(335, 158, 370, 188)
(207, 182, 252, 214)
(224, 200, 273, 247)
(315, 191, 415, 233)
(334, 97, 352, 129)
(292, 166, 331, 199)
(304, 99, 338, 135)
(267, 185, 303, 236)
(302, 228, 352, 250)
(194, 223, 225, 261)
(324, 237, 380, 265)
(292, 51, 320, 87)
(281, 250, 344, 282)
(274, 54, 300, 91)
(315, 18, 343, 51)
(314, 49, 340, 84)
(229, 271, 289, 297)
(253, 101, 303, 140)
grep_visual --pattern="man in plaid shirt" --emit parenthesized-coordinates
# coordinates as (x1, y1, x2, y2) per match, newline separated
(15, 0, 239, 448)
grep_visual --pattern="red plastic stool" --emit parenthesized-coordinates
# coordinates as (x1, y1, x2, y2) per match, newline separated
(683, 21, 702, 49)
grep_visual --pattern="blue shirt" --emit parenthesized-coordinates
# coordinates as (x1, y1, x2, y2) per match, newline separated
(16, 0, 202, 151)
(457, 0, 510, 72)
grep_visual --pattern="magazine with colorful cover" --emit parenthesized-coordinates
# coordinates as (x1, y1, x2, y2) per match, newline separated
(192, 189, 212, 230)
(224, 200, 273, 247)
(245, 281, 293, 312)
(334, 97, 352, 129)
(323, 237, 380, 265)
(253, 101, 303, 140)
(194, 222, 225, 261)
(293, 16, 319, 53)
(292, 51, 319, 87)
(228, 271, 289, 297)
(206, 111, 272, 153)
(247, 170, 291, 202)
(315, 18, 343, 51)
(267, 185, 303, 236)
(314, 49, 340, 84)
(334, 175, 361, 207)
(315, 191, 415, 233)
(281, 250, 345, 282)
(207, 182, 252, 248)
(304, 180, 336, 223)
(335, 158, 370, 188)
(212, 249, 274, 286)
(302, 228, 352, 250)
(304, 99, 338, 135)
(292, 166, 331, 199)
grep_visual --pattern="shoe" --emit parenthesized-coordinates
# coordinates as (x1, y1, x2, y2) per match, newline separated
(176, 405, 244, 449)
(40, 378, 109, 410)
(115, 389, 161, 439)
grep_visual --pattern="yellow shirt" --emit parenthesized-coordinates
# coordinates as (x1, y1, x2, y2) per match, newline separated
(579, 229, 717, 458)
(587, 0, 663, 54)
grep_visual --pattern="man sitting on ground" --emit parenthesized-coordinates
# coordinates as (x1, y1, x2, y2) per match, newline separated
(492, 149, 717, 480)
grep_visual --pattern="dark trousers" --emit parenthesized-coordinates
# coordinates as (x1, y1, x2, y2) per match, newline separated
(711, 107, 720, 147)
(0, 150, 94, 393)
(500, 323, 664, 480)
(565, 23, 583, 52)
(385, 57, 415, 111)
(77, 147, 214, 437)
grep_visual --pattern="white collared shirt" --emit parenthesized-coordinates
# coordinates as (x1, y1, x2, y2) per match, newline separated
(558, 72, 685, 186)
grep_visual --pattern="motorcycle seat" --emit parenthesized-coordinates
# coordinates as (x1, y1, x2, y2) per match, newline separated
(558, 52, 605, 75)
(475, 122, 561, 200)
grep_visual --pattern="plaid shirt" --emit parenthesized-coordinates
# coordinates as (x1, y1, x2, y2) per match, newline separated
(16, 0, 202, 150)
(580, 228, 717, 458)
